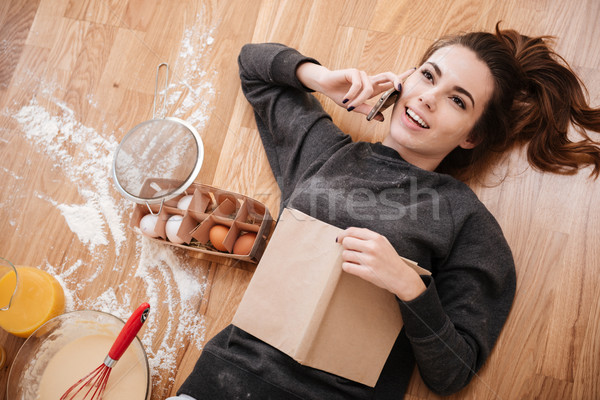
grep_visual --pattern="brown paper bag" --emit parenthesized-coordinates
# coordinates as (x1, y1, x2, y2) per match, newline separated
(232, 208, 430, 387)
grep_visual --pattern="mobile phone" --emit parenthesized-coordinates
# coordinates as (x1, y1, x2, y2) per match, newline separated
(366, 88, 400, 121)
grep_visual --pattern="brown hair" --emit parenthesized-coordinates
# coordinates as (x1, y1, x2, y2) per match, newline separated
(425, 23, 600, 182)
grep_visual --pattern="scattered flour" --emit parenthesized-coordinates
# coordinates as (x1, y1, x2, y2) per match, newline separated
(42, 262, 77, 313)
(165, 13, 217, 129)
(60, 259, 84, 279)
(57, 203, 108, 248)
(6, 8, 219, 395)
(1, 166, 23, 180)
(89, 287, 132, 321)
(13, 99, 127, 257)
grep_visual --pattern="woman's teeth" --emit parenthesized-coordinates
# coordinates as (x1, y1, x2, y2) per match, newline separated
(406, 108, 429, 128)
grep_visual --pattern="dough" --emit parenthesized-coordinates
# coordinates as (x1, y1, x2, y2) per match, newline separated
(37, 334, 147, 400)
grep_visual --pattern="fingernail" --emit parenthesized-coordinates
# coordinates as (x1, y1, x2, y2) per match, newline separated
(347, 106, 355, 112)
(342, 98, 349, 104)
(397, 83, 402, 91)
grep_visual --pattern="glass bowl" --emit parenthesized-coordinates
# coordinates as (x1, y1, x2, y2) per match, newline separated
(7, 310, 151, 400)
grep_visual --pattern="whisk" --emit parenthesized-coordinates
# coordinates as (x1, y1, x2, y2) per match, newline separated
(60, 303, 151, 400)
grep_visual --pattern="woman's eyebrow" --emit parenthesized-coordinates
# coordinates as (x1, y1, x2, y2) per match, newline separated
(426, 61, 475, 108)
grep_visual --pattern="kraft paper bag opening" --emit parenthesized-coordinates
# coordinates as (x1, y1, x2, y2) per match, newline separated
(232, 208, 430, 387)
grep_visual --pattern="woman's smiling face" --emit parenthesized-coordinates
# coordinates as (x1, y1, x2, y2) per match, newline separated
(384, 45, 494, 171)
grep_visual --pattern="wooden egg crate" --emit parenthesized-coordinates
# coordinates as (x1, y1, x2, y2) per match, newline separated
(130, 179, 273, 263)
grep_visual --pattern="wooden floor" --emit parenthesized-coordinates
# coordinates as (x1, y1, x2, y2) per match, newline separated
(1, 0, 599, 399)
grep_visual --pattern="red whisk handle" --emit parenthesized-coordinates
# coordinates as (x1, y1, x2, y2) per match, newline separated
(107, 303, 150, 363)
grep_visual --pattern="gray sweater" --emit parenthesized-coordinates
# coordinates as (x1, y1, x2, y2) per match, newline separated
(178, 43, 516, 399)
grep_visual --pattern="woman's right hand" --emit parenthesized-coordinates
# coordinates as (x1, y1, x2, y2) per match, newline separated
(296, 62, 415, 120)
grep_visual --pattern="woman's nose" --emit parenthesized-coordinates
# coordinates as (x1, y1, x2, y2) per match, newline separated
(418, 89, 437, 111)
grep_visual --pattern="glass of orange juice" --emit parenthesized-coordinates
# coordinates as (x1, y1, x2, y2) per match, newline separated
(0, 257, 65, 338)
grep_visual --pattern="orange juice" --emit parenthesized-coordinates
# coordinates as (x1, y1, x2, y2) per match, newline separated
(0, 266, 65, 338)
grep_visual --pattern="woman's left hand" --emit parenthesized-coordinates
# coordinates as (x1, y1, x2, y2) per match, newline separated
(337, 227, 426, 301)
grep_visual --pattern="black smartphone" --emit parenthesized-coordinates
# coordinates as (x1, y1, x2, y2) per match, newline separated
(366, 88, 400, 121)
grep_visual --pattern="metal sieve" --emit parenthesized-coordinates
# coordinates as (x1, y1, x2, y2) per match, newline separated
(111, 63, 204, 211)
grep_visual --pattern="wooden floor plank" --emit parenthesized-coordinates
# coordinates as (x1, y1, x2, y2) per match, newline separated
(1, 0, 599, 398)
(0, 0, 40, 89)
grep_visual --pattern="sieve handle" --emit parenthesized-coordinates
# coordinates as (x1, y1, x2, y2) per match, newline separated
(145, 199, 164, 216)
(153, 63, 169, 119)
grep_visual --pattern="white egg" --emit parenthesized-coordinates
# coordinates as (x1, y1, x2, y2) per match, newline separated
(165, 215, 185, 244)
(139, 214, 160, 238)
(177, 195, 193, 210)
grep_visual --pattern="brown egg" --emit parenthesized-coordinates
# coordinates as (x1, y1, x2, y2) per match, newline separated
(233, 232, 257, 255)
(209, 225, 229, 252)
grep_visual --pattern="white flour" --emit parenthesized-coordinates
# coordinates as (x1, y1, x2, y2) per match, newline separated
(166, 19, 217, 129)
(5, 8, 219, 396)
(135, 237, 207, 375)
(57, 203, 109, 248)
(13, 99, 126, 257)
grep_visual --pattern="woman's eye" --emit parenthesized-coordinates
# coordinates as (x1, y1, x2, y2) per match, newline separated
(452, 96, 465, 109)
(421, 69, 434, 82)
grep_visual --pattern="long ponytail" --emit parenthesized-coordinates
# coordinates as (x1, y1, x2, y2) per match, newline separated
(427, 23, 600, 182)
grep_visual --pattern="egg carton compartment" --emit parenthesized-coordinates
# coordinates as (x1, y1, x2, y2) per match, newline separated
(130, 180, 273, 263)
(190, 199, 261, 253)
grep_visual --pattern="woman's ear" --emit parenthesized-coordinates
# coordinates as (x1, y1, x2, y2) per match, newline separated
(459, 134, 480, 150)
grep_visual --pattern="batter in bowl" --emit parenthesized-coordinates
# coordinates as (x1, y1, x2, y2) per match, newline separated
(37, 334, 147, 400)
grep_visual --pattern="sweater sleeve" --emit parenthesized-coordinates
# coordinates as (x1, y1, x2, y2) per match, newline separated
(398, 204, 516, 396)
(238, 43, 352, 207)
